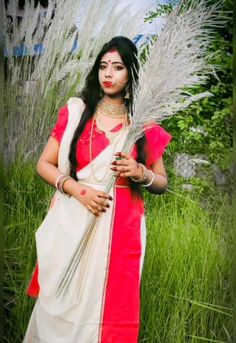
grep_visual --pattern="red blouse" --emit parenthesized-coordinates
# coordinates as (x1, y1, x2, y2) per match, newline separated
(51, 105, 172, 170)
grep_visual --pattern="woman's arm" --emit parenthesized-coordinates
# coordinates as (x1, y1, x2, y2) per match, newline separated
(36, 137, 112, 216)
(146, 157, 168, 194)
(36, 137, 66, 187)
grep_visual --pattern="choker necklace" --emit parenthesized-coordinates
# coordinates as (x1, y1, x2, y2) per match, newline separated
(96, 99, 127, 118)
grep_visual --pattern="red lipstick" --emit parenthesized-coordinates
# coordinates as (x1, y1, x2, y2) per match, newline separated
(103, 81, 114, 88)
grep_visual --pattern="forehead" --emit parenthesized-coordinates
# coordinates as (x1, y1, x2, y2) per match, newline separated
(100, 50, 123, 63)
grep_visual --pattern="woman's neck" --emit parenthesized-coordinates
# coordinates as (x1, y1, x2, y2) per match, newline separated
(102, 94, 124, 105)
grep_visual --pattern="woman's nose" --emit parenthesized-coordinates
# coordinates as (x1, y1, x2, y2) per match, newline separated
(105, 65, 113, 78)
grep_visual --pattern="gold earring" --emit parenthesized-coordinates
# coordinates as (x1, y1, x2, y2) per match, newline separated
(124, 87, 130, 100)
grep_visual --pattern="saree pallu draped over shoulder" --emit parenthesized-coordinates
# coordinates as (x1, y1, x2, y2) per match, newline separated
(23, 98, 147, 343)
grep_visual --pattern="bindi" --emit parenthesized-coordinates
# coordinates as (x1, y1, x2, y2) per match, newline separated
(80, 189, 87, 196)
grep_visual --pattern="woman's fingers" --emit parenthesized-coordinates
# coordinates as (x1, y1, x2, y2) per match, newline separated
(96, 197, 110, 208)
(111, 153, 139, 178)
(114, 152, 131, 160)
(91, 201, 103, 212)
(87, 205, 99, 216)
(97, 191, 113, 200)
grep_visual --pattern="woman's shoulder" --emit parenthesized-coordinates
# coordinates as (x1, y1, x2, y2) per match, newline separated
(66, 97, 85, 108)
(144, 122, 171, 142)
(143, 122, 172, 167)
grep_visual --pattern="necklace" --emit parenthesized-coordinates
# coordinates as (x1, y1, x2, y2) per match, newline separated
(89, 116, 128, 183)
(96, 99, 127, 118)
(95, 111, 129, 143)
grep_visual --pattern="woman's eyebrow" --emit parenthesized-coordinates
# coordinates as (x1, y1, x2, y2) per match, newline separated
(100, 61, 125, 65)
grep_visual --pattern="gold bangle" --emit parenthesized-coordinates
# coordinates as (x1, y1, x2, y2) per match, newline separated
(130, 163, 147, 183)
(58, 176, 72, 197)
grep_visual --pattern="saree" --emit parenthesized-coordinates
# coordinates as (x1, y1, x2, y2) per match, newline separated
(24, 97, 171, 343)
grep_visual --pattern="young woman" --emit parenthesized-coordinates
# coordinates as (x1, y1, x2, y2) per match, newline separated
(24, 36, 172, 343)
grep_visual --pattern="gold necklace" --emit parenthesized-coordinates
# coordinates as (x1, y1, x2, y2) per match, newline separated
(96, 99, 127, 118)
(89, 116, 127, 183)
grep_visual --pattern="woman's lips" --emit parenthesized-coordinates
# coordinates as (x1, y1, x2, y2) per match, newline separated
(103, 82, 114, 88)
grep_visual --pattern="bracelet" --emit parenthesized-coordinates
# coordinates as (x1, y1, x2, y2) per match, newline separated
(55, 174, 72, 197)
(130, 163, 148, 183)
(55, 174, 66, 189)
(142, 170, 155, 187)
(60, 176, 72, 197)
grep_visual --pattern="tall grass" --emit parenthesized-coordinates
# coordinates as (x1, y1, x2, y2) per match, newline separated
(4, 162, 232, 342)
(140, 191, 232, 342)
(4, 163, 54, 342)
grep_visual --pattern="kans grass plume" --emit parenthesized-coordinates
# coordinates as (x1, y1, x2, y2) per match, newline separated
(56, 0, 227, 299)
(4, 0, 144, 163)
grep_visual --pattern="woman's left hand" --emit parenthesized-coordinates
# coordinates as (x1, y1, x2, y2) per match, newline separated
(110, 152, 143, 179)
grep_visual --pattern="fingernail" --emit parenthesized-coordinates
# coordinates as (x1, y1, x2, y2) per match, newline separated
(106, 204, 110, 208)
(111, 167, 117, 171)
(109, 196, 113, 200)
(102, 209, 106, 212)
(111, 161, 117, 165)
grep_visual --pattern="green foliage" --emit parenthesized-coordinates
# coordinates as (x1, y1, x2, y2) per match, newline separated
(145, 0, 233, 172)
(4, 163, 54, 342)
(145, 3, 174, 21)
(140, 190, 232, 342)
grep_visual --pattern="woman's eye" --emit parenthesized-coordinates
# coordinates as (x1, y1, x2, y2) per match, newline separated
(99, 65, 106, 70)
(115, 66, 124, 71)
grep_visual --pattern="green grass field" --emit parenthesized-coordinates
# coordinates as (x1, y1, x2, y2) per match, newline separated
(4, 163, 232, 342)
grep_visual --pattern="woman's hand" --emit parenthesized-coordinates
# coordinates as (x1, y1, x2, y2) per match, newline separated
(110, 152, 143, 179)
(72, 183, 113, 217)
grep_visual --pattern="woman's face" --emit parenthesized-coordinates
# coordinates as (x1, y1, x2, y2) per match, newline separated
(98, 50, 129, 97)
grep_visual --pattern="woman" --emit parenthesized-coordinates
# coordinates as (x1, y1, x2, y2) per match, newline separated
(24, 36, 172, 343)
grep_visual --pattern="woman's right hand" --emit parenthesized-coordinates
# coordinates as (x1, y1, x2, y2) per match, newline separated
(36, 137, 112, 216)
(72, 184, 113, 216)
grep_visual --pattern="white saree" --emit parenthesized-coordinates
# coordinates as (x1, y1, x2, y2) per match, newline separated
(23, 98, 134, 343)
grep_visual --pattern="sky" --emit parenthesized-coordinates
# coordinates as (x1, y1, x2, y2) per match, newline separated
(116, 0, 176, 35)
(75, 0, 176, 36)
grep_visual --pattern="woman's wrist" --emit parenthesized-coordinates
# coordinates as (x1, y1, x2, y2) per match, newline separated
(141, 169, 155, 187)
(56, 175, 79, 197)
(130, 163, 145, 181)
(145, 173, 168, 194)
(130, 163, 157, 188)
(130, 163, 150, 184)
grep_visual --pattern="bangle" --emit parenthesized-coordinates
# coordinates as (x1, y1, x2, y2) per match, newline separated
(130, 163, 148, 183)
(60, 176, 72, 197)
(55, 174, 72, 197)
(142, 170, 155, 187)
(55, 174, 66, 189)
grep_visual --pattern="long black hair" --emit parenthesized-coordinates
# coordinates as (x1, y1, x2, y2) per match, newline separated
(69, 36, 146, 196)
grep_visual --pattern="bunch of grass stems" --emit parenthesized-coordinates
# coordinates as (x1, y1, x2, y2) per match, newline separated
(4, 0, 144, 164)
(4, 162, 232, 342)
(56, 142, 133, 299)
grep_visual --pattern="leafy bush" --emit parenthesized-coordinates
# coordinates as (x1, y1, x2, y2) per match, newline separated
(146, 0, 233, 173)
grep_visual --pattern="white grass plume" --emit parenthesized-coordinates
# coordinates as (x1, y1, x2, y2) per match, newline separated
(4, 0, 145, 163)
(124, 0, 226, 153)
